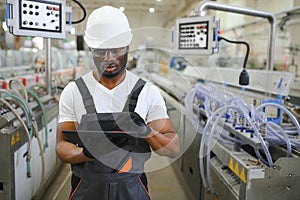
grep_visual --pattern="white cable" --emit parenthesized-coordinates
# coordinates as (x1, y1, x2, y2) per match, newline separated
(8, 79, 28, 102)
(0, 98, 31, 159)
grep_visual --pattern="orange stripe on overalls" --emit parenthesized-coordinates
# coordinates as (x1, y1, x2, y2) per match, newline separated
(118, 157, 132, 173)
(69, 178, 82, 200)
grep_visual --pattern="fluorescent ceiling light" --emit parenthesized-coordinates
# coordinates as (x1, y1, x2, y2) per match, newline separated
(119, 7, 125, 12)
(149, 7, 155, 13)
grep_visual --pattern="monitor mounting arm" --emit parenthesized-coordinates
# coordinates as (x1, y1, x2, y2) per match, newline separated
(196, 1, 276, 71)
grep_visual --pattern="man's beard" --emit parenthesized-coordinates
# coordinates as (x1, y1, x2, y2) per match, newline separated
(97, 63, 126, 78)
(94, 52, 128, 78)
(102, 67, 125, 78)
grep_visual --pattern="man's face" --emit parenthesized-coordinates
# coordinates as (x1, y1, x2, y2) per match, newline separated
(92, 46, 128, 78)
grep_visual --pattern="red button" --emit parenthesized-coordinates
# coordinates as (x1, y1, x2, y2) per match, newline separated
(53, 7, 59, 11)
(18, 78, 26, 86)
(35, 75, 39, 83)
(0, 80, 7, 89)
(47, 6, 52, 10)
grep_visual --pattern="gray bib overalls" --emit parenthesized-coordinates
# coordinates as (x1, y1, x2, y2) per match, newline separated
(69, 78, 151, 200)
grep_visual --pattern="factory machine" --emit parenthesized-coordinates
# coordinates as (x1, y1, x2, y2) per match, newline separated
(0, 0, 72, 199)
(133, 1, 300, 200)
(0, 77, 59, 200)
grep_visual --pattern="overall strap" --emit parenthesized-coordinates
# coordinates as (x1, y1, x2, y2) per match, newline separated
(122, 78, 146, 112)
(75, 77, 96, 113)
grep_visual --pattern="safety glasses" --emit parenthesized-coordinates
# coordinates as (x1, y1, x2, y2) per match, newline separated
(91, 46, 128, 58)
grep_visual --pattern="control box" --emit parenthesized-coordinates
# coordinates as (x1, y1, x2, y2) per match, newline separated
(262, 99, 282, 124)
(6, 0, 67, 39)
(176, 15, 219, 55)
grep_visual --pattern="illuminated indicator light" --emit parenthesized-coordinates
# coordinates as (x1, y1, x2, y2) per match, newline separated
(53, 7, 59, 11)
(47, 6, 52, 10)
(197, 25, 207, 29)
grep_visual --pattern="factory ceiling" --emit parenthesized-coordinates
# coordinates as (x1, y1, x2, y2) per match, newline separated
(67, 0, 201, 27)
(0, 0, 201, 27)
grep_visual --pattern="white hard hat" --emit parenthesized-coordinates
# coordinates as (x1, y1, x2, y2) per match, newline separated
(84, 6, 133, 49)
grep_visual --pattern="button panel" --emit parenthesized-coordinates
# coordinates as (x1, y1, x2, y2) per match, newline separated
(20, 0, 62, 32)
(178, 21, 209, 50)
(176, 16, 217, 55)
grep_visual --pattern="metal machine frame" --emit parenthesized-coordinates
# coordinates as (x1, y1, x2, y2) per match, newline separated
(0, 95, 59, 200)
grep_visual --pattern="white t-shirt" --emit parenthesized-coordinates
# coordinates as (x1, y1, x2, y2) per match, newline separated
(58, 70, 168, 124)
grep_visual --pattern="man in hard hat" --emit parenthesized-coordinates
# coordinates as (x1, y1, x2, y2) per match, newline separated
(56, 5, 179, 200)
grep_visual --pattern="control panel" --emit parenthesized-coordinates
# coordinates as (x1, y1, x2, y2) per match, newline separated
(6, 0, 68, 39)
(176, 16, 219, 55)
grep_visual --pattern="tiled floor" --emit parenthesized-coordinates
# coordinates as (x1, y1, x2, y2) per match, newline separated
(41, 162, 191, 200)
(147, 166, 192, 200)
(41, 163, 72, 200)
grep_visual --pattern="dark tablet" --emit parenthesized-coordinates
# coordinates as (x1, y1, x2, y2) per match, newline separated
(62, 130, 143, 146)
(62, 130, 84, 146)
(62, 130, 149, 156)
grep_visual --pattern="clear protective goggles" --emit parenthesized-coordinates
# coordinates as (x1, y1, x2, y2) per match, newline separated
(91, 46, 128, 58)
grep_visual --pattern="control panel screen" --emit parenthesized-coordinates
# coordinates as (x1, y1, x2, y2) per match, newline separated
(176, 16, 216, 55)
(6, 0, 66, 38)
(20, 0, 62, 33)
(178, 21, 209, 50)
